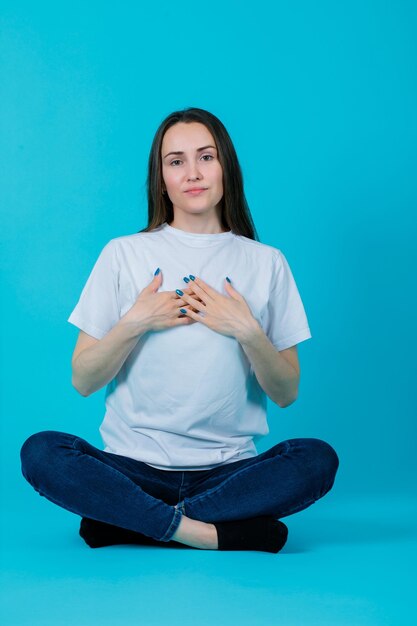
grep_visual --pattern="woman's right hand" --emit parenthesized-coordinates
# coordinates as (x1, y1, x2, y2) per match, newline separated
(121, 270, 199, 333)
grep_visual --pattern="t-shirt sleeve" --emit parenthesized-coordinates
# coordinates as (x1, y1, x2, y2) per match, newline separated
(262, 250, 312, 351)
(67, 240, 120, 340)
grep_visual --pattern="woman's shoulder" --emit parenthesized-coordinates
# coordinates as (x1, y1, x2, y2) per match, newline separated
(233, 233, 282, 261)
(111, 228, 163, 244)
(106, 228, 163, 251)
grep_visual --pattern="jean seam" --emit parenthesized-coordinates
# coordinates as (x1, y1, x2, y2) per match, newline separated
(160, 506, 182, 542)
(177, 471, 186, 504)
(71, 436, 82, 450)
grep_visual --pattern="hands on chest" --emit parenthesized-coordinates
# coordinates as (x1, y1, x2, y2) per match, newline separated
(122, 269, 261, 343)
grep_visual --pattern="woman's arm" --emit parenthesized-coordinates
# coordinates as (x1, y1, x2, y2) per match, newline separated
(176, 275, 301, 408)
(71, 318, 147, 397)
(71, 272, 197, 397)
(239, 326, 300, 408)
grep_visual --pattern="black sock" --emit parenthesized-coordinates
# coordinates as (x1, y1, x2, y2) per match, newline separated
(214, 516, 288, 553)
(79, 515, 288, 553)
(79, 517, 161, 548)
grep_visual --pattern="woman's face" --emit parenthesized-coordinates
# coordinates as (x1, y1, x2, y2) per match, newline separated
(161, 122, 224, 220)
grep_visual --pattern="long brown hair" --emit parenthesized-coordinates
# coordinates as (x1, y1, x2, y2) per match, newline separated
(138, 107, 259, 241)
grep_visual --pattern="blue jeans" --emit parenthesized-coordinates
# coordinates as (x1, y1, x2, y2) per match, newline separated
(20, 431, 339, 543)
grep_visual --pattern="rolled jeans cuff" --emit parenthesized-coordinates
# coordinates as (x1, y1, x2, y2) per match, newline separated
(159, 505, 183, 542)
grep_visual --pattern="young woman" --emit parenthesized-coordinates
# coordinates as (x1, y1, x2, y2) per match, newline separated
(20, 107, 339, 553)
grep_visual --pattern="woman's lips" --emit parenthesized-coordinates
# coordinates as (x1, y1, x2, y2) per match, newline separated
(185, 189, 207, 196)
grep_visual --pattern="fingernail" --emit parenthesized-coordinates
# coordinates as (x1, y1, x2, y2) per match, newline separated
(176, 289, 184, 296)
(180, 308, 187, 314)
(154, 267, 160, 275)
(226, 276, 231, 283)
(183, 277, 190, 283)
(189, 275, 195, 281)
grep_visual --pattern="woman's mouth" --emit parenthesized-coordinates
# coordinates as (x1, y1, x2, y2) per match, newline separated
(185, 189, 207, 196)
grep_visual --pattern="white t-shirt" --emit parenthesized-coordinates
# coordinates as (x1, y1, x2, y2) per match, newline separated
(68, 222, 312, 471)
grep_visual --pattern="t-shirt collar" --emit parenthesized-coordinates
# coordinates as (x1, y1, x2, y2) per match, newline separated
(161, 222, 234, 247)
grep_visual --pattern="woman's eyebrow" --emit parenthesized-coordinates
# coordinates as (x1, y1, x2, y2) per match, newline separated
(163, 145, 217, 159)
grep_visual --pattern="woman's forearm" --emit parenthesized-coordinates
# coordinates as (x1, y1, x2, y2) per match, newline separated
(72, 318, 147, 397)
(238, 324, 299, 408)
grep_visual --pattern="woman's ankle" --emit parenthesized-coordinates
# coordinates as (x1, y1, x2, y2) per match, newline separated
(171, 515, 218, 550)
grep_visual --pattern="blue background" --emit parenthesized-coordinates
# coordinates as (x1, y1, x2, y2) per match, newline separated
(1, 1, 416, 625)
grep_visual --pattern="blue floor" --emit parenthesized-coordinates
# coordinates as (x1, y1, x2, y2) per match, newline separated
(1, 492, 416, 626)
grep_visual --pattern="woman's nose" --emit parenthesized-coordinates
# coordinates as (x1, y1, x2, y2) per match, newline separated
(186, 162, 202, 180)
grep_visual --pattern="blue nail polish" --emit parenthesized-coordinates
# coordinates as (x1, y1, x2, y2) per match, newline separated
(154, 267, 160, 275)
(176, 289, 184, 296)
(180, 308, 187, 314)
(183, 277, 190, 283)
(226, 276, 231, 283)
(189, 275, 195, 281)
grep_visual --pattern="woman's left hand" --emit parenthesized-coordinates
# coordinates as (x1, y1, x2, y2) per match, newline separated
(177, 276, 261, 343)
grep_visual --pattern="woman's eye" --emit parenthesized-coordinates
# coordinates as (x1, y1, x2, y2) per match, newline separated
(169, 154, 214, 166)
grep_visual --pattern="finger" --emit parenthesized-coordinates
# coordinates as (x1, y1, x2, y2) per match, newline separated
(178, 302, 198, 315)
(180, 306, 205, 324)
(178, 291, 206, 313)
(170, 284, 203, 304)
(145, 269, 162, 294)
(172, 288, 201, 301)
(176, 313, 195, 324)
(174, 298, 201, 315)
(183, 286, 203, 301)
(178, 305, 193, 319)
(171, 295, 187, 307)
(170, 292, 192, 306)
(175, 288, 205, 306)
(187, 276, 216, 302)
(224, 277, 243, 300)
